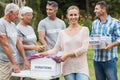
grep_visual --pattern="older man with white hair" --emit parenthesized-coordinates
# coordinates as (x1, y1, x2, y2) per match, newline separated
(0, 3, 30, 80)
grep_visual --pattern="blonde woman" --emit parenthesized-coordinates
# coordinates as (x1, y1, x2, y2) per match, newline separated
(37, 6, 89, 80)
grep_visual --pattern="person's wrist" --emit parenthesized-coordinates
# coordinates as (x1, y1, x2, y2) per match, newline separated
(22, 56, 28, 62)
(33, 45, 38, 51)
(11, 61, 17, 65)
(45, 51, 49, 56)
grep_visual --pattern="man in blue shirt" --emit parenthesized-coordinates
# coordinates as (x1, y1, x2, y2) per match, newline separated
(91, 1, 120, 80)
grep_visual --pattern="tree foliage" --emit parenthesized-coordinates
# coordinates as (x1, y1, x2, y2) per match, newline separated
(0, 0, 120, 34)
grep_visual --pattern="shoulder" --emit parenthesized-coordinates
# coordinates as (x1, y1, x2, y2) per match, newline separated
(0, 18, 5, 31)
(92, 19, 99, 24)
(16, 23, 21, 28)
(38, 17, 48, 24)
(82, 26, 89, 30)
(82, 26, 89, 33)
(0, 18, 3, 26)
(0, 18, 8, 29)
(11, 22, 16, 26)
(111, 17, 120, 22)
(56, 18, 64, 23)
(56, 18, 66, 28)
(16, 24, 25, 31)
(28, 25, 34, 30)
(0, 18, 6, 25)
(108, 17, 120, 26)
(0, 18, 2, 23)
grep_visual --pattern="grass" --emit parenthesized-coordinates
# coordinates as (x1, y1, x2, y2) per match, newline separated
(87, 50, 95, 80)
(61, 50, 120, 80)
(87, 50, 120, 80)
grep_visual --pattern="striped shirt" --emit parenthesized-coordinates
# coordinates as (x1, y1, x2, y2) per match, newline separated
(91, 15, 120, 61)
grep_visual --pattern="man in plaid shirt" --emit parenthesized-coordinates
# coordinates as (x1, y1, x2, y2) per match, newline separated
(91, 1, 120, 80)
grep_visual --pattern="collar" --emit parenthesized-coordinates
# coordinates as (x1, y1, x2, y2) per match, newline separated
(98, 15, 111, 24)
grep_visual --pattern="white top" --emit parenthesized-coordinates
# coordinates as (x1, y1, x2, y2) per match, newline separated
(48, 27, 89, 77)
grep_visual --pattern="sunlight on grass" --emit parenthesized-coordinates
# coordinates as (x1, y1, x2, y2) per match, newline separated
(87, 50, 120, 80)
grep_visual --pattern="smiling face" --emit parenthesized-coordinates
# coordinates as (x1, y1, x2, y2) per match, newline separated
(94, 1, 108, 18)
(67, 7, 80, 25)
(46, 5, 57, 18)
(22, 12, 33, 23)
(94, 5, 104, 18)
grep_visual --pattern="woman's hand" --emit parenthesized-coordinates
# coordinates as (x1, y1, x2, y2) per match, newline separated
(35, 51, 48, 57)
(61, 54, 69, 62)
(61, 52, 75, 62)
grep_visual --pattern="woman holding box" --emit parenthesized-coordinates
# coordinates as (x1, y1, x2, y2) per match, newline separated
(37, 5, 90, 80)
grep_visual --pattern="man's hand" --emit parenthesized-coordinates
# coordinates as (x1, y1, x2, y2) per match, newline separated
(104, 41, 119, 50)
(23, 59, 30, 70)
(12, 64, 20, 73)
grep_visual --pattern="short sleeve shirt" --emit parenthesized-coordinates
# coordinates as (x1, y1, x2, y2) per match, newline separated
(38, 17, 66, 48)
(17, 23, 37, 58)
(0, 18, 18, 62)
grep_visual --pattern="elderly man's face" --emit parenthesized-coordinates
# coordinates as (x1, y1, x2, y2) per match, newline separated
(9, 10, 19, 22)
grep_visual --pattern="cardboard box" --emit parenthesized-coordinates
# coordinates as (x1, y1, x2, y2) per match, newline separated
(31, 57, 62, 77)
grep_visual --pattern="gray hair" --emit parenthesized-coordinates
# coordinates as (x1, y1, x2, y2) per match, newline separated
(5, 3, 19, 15)
(19, 6, 33, 18)
(47, 1, 58, 11)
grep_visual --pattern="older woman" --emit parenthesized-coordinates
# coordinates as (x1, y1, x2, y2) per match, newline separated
(17, 6, 43, 61)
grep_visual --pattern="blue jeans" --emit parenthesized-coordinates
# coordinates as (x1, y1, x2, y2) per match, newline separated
(94, 58, 118, 80)
(64, 73, 89, 80)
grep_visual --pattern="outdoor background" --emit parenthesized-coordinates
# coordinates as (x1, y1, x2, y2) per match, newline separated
(0, 0, 120, 80)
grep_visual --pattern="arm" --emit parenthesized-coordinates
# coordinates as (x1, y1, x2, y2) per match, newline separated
(37, 20, 50, 50)
(0, 35, 20, 72)
(23, 44, 38, 50)
(38, 31, 50, 50)
(104, 41, 119, 50)
(16, 37, 30, 69)
(0, 35, 15, 64)
(104, 20, 120, 50)
(23, 43, 44, 52)
(62, 21, 66, 29)
(61, 27, 89, 61)
(37, 31, 62, 56)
